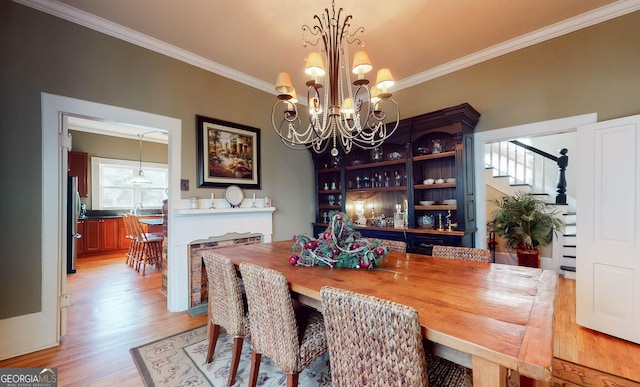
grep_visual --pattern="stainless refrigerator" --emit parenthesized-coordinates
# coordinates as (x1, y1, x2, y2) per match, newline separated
(67, 176, 81, 274)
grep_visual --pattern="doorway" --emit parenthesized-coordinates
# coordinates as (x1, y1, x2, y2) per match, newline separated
(40, 93, 182, 352)
(472, 113, 597, 254)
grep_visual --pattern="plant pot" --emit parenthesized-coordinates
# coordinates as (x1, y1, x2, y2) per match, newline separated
(517, 249, 540, 268)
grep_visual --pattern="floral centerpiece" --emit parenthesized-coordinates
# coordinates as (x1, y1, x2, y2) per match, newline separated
(289, 212, 388, 269)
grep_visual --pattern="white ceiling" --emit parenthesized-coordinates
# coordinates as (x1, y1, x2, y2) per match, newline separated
(17, 0, 640, 139)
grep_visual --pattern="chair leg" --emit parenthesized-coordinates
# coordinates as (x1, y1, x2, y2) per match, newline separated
(227, 337, 243, 386)
(248, 350, 262, 387)
(286, 372, 299, 387)
(206, 322, 220, 363)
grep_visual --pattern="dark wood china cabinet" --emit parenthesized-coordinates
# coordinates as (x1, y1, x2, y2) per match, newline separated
(312, 103, 480, 254)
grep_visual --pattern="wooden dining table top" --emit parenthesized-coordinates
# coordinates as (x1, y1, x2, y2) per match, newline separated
(208, 240, 557, 384)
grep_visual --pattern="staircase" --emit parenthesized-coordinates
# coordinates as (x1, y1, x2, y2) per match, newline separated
(485, 140, 576, 278)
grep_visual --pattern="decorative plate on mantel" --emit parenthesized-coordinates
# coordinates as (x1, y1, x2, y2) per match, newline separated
(225, 185, 244, 207)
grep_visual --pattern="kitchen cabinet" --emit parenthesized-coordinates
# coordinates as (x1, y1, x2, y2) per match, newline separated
(68, 150, 88, 197)
(311, 103, 480, 253)
(83, 217, 120, 254)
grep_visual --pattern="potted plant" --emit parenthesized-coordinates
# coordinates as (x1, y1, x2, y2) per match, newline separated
(491, 191, 565, 268)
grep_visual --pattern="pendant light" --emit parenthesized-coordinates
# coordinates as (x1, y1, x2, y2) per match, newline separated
(132, 134, 152, 184)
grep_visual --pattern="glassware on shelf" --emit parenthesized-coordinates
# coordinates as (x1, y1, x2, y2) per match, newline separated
(432, 139, 442, 154)
(328, 195, 335, 205)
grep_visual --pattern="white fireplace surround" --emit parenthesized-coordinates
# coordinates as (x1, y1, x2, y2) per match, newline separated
(167, 206, 275, 311)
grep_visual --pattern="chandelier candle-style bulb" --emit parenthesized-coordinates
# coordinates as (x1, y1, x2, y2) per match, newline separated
(376, 68, 395, 97)
(305, 52, 325, 85)
(341, 97, 354, 118)
(351, 50, 372, 83)
(275, 72, 294, 96)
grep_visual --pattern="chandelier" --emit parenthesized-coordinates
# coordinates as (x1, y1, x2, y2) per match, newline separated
(271, 1, 400, 157)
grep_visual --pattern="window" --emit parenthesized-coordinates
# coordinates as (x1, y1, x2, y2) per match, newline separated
(91, 157, 168, 210)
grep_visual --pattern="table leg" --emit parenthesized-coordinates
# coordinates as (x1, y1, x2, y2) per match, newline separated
(472, 356, 507, 387)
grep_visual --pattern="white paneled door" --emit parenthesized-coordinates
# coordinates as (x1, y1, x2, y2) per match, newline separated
(576, 115, 640, 344)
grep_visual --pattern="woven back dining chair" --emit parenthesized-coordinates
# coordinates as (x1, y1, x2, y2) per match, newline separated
(201, 253, 248, 386)
(378, 239, 407, 253)
(432, 245, 491, 263)
(320, 286, 467, 387)
(239, 262, 328, 387)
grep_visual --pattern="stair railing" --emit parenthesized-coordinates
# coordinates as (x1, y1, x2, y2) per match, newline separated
(485, 140, 568, 205)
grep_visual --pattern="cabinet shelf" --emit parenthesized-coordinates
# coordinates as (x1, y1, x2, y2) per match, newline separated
(414, 183, 456, 189)
(412, 151, 455, 161)
(318, 167, 341, 174)
(415, 205, 457, 211)
(319, 189, 341, 194)
(345, 159, 405, 170)
(346, 186, 406, 193)
(312, 223, 465, 236)
(319, 205, 342, 210)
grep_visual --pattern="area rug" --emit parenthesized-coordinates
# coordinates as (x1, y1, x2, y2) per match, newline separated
(130, 325, 331, 386)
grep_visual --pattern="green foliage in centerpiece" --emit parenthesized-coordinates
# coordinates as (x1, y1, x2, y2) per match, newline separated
(290, 212, 388, 269)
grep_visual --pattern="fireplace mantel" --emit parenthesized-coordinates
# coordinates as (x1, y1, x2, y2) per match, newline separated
(167, 206, 275, 311)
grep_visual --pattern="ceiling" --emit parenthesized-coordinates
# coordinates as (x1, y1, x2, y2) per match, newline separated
(18, 0, 640, 139)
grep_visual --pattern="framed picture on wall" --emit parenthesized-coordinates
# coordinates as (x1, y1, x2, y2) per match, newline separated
(196, 115, 261, 188)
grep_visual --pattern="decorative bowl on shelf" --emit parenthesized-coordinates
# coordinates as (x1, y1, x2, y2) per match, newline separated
(387, 152, 402, 160)
(445, 177, 456, 183)
(419, 200, 435, 206)
(442, 199, 457, 206)
(423, 178, 435, 185)
(435, 178, 445, 184)
(417, 214, 435, 229)
(417, 147, 429, 156)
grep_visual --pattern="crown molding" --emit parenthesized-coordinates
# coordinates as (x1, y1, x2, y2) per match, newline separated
(14, 0, 640, 94)
(395, 0, 640, 90)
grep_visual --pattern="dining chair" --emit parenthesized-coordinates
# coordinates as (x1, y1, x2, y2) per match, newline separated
(432, 245, 491, 263)
(239, 262, 328, 387)
(128, 215, 163, 275)
(121, 214, 138, 267)
(320, 286, 467, 387)
(378, 239, 407, 253)
(201, 252, 248, 386)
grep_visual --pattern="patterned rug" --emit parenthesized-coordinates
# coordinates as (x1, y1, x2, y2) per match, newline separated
(131, 325, 521, 387)
(130, 325, 331, 386)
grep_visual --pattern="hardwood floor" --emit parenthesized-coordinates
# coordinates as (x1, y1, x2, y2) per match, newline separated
(2, 255, 639, 386)
(0, 252, 206, 386)
(552, 277, 640, 386)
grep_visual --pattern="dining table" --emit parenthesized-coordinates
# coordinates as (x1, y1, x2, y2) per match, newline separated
(208, 240, 557, 386)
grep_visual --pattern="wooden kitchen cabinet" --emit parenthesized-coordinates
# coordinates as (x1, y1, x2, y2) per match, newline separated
(68, 150, 88, 197)
(83, 217, 120, 254)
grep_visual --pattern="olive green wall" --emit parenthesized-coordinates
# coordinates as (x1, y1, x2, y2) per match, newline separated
(0, 1, 314, 318)
(1, 0, 639, 320)
(395, 10, 640, 131)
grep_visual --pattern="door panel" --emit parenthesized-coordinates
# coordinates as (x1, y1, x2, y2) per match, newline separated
(577, 116, 640, 344)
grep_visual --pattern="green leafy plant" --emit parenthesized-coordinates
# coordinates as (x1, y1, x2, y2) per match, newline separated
(491, 191, 565, 250)
(290, 212, 388, 269)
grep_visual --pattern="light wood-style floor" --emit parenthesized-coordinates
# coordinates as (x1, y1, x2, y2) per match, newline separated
(1, 254, 639, 386)
(0, 252, 207, 386)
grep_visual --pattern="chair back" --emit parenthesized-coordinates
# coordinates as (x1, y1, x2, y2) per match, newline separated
(431, 245, 491, 263)
(202, 253, 246, 337)
(121, 213, 134, 239)
(320, 286, 428, 387)
(239, 263, 299, 373)
(379, 239, 407, 253)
